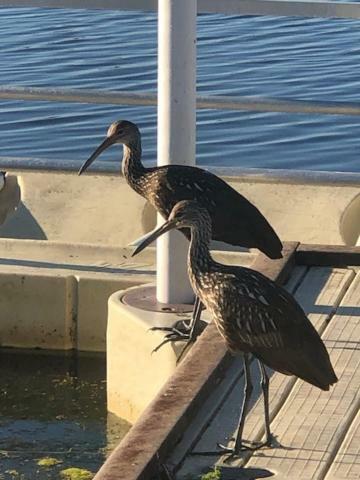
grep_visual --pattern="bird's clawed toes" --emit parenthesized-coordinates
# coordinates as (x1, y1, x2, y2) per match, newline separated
(149, 318, 207, 355)
(149, 318, 191, 335)
(149, 321, 195, 355)
(149, 325, 187, 336)
(217, 441, 259, 454)
(191, 438, 272, 458)
(150, 331, 191, 354)
(171, 319, 192, 332)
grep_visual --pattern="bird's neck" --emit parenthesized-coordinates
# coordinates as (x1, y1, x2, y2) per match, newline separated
(188, 225, 214, 282)
(122, 139, 146, 193)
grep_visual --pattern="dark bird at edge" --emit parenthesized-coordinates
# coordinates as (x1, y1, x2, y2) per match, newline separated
(78, 120, 283, 346)
(131, 200, 337, 455)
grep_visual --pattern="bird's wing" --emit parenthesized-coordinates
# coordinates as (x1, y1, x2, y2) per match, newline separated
(211, 267, 313, 352)
(153, 165, 282, 256)
(207, 267, 336, 389)
(150, 165, 279, 251)
(155, 166, 222, 207)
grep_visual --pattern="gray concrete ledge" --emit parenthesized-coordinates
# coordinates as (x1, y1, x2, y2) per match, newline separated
(0, 239, 154, 351)
(0, 171, 358, 249)
(1, 157, 360, 186)
(0, 238, 254, 352)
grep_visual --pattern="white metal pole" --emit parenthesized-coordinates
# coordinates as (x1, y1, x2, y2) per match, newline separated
(157, 0, 197, 304)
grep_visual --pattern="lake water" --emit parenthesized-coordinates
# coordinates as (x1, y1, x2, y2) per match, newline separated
(1, 7, 360, 172)
(0, 349, 131, 479)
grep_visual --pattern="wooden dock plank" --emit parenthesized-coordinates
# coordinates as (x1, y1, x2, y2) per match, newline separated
(175, 267, 355, 479)
(324, 410, 360, 480)
(246, 271, 360, 479)
(297, 244, 360, 267)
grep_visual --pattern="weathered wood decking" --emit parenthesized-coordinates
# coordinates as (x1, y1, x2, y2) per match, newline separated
(171, 265, 360, 479)
(94, 244, 360, 480)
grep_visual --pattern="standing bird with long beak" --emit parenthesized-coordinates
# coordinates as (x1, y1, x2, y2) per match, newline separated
(78, 120, 283, 345)
(131, 200, 337, 454)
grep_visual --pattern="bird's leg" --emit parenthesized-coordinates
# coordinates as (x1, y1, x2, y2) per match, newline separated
(217, 353, 254, 455)
(258, 360, 273, 446)
(234, 354, 253, 453)
(167, 296, 203, 334)
(192, 354, 260, 457)
(187, 296, 205, 338)
(150, 297, 206, 351)
(192, 356, 273, 457)
(226, 360, 272, 452)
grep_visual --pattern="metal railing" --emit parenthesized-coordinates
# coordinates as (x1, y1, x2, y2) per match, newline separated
(2, 86, 360, 116)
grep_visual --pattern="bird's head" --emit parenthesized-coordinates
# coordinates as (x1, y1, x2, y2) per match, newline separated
(78, 120, 139, 175)
(131, 200, 211, 257)
(167, 200, 210, 228)
(106, 120, 140, 145)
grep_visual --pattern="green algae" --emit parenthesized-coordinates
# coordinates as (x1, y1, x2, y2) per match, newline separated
(60, 467, 94, 480)
(37, 457, 62, 467)
(200, 467, 222, 480)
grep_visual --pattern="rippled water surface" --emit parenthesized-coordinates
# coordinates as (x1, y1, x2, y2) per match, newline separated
(1, 8, 360, 171)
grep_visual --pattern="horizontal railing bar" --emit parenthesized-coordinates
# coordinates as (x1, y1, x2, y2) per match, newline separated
(2, 86, 360, 116)
(0, 0, 157, 10)
(1, 0, 360, 20)
(0, 157, 119, 175)
(0, 86, 157, 107)
(2, 156, 360, 186)
(200, 0, 360, 19)
(198, 95, 360, 115)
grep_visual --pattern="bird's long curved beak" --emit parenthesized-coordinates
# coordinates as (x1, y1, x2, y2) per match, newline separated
(131, 219, 177, 257)
(78, 135, 117, 175)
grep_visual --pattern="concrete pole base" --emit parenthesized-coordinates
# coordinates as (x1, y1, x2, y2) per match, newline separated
(107, 284, 199, 423)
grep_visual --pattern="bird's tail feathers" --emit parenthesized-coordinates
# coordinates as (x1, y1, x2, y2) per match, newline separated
(257, 339, 337, 391)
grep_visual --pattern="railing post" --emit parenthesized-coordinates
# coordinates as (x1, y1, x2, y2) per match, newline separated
(156, 0, 197, 304)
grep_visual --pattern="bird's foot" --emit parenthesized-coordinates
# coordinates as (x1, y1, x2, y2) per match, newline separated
(219, 438, 271, 454)
(191, 438, 271, 458)
(149, 318, 191, 336)
(151, 330, 192, 353)
(149, 320, 207, 353)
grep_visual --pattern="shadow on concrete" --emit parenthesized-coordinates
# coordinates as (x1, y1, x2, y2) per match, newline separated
(0, 201, 47, 240)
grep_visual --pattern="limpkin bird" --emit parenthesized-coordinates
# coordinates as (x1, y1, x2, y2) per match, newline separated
(131, 200, 337, 454)
(78, 120, 283, 345)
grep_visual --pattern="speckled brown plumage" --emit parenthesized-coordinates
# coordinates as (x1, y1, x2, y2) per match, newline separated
(78, 119, 284, 350)
(131, 200, 337, 454)
(156, 201, 336, 390)
(79, 120, 283, 258)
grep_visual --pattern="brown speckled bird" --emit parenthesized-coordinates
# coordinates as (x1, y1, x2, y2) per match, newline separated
(78, 120, 283, 345)
(131, 200, 337, 454)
